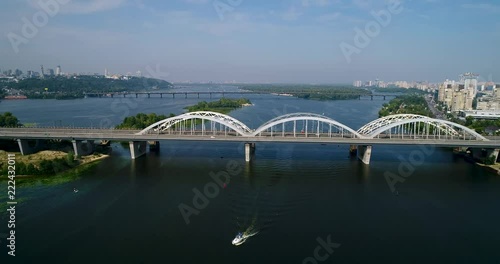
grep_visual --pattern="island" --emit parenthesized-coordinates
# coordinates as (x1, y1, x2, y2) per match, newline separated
(115, 98, 252, 129)
(240, 84, 371, 100)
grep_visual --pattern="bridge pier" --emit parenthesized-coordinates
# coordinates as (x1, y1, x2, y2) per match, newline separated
(17, 139, 45, 155)
(72, 140, 95, 157)
(383, 96, 386, 100)
(135, 93, 138, 98)
(357, 145, 372, 165)
(160, 93, 163, 98)
(245, 143, 256, 162)
(148, 93, 150, 98)
(370, 95, 373, 101)
(470, 148, 500, 163)
(148, 141, 160, 152)
(129, 141, 147, 159)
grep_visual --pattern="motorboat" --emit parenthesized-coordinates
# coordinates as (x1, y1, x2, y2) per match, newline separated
(232, 232, 246, 246)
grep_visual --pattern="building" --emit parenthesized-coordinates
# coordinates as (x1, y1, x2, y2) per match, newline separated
(437, 74, 479, 112)
(56, 66, 61, 76)
(47, 69, 55, 76)
(353, 80, 363, 87)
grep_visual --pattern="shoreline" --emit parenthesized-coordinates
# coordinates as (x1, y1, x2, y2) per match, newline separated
(0, 150, 110, 179)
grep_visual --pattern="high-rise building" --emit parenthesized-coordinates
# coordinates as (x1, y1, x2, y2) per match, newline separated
(105, 68, 109, 77)
(48, 69, 55, 76)
(56, 65, 61, 76)
(40, 65, 45, 78)
(353, 80, 363, 87)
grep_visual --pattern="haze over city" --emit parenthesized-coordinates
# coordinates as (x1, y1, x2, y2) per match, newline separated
(1, 0, 499, 83)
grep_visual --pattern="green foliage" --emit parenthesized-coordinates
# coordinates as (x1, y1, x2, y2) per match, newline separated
(0, 112, 21, 127)
(3, 76, 173, 99)
(116, 113, 174, 129)
(186, 98, 251, 113)
(240, 84, 371, 100)
(378, 95, 434, 117)
(484, 155, 497, 165)
(466, 119, 500, 136)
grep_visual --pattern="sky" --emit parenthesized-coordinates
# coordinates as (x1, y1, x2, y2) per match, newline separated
(0, 0, 499, 83)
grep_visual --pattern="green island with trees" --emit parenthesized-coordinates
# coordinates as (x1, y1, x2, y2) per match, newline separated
(1, 76, 173, 100)
(240, 84, 371, 100)
(185, 98, 251, 114)
(115, 98, 252, 129)
(378, 95, 434, 117)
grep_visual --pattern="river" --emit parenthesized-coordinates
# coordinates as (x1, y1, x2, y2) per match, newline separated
(0, 85, 499, 263)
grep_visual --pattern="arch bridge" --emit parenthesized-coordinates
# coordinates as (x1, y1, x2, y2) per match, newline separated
(3, 112, 497, 165)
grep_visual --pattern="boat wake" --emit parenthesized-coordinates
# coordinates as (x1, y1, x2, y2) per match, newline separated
(231, 228, 259, 246)
(232, 215, 259, 246)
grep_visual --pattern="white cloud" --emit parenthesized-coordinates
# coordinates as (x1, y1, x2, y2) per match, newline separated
(58, 0, 126, 14)
(317, 12, 341, 22)
(280, 6, 302, 21)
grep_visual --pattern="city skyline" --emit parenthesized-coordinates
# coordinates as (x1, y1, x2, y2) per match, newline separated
(1, 0, 499, 83)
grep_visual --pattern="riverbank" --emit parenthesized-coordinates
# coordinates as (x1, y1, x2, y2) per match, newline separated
(476, 163, 500, 175)
(0, 150, 109, 178)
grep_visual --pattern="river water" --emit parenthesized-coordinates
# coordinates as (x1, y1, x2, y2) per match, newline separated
(1, 86, 500, 263)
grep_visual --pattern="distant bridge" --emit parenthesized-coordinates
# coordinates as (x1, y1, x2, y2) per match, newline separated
(1, 112, 498, 165)
(83, 91, 399, 100)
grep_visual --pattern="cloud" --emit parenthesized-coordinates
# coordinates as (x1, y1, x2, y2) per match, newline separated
(461, 3, 500, 13)
(183, 0, 210, 4)
(302, 0, 332, 7)
(316, 12, 341, 22)
(280, 6, 302, 21)
(58, 0, 126, 14)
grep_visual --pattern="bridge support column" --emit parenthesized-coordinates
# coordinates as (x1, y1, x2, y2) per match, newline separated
(471, 148, 500, 163)
(357, 145, 372, 165)
(17, 139, 45, 155)
(17, 139, 36, 155)
(148, 141, 160, 152)
(129, 141, 147, 159)
(245, 143, 255, 162)
(72, 140, 95, 157)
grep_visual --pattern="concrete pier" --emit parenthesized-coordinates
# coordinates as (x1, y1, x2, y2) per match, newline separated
(148, 141, 160, 152)
(129, 141, 147, 159)
(17, 139, 45, 155)
(357, 145, 372, 165)
(72, 140, 95, 157)
(245, 143, 256, 162)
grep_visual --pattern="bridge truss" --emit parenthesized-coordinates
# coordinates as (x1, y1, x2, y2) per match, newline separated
(138, 111, 487, 142)
(357, 114, 487, 140)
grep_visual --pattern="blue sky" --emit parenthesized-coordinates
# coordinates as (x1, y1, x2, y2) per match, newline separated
(1, 0, 499, 83)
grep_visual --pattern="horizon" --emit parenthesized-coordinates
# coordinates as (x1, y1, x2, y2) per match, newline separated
(1, 0, 499, 83)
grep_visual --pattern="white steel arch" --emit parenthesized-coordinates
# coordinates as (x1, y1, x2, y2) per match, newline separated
(252, 113, 365, 138)
(357, 114, 459, 137)
(137, 111, 253, 136)
(366, 117, 487, 140)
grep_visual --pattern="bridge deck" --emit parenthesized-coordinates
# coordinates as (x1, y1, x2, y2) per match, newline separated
(1, 128, 499, 148)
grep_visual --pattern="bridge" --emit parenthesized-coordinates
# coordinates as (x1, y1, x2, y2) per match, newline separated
(1, 112, 498, 165)
(83, 91, 398, 100)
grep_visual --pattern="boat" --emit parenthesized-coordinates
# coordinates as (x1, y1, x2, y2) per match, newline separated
(4, 95, 27, 100)
(232, 232, 246, 246)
